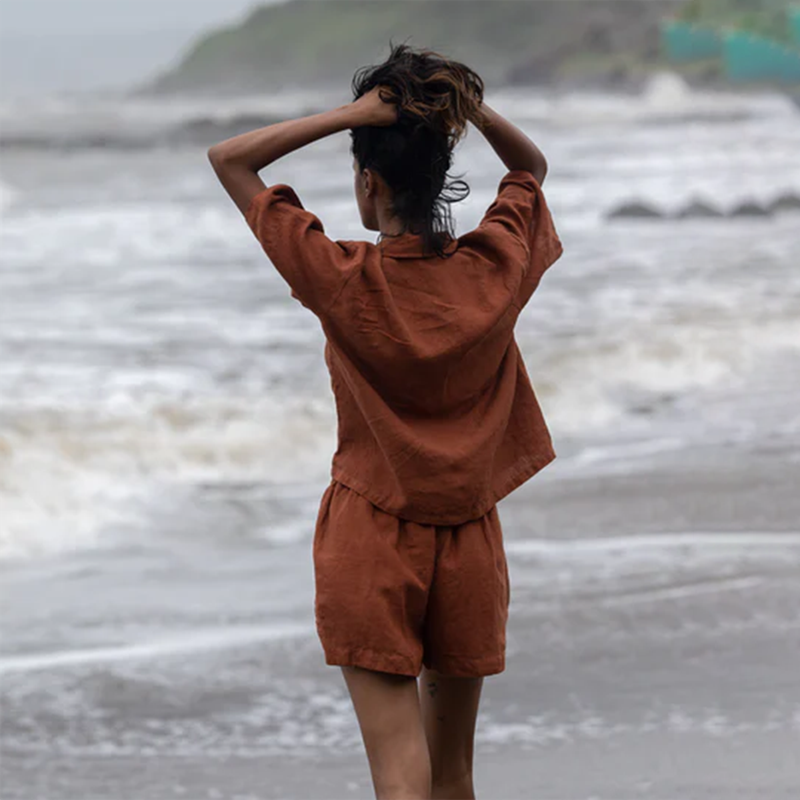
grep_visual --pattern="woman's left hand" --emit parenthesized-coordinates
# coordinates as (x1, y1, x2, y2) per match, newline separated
(350, 86, 400, 127)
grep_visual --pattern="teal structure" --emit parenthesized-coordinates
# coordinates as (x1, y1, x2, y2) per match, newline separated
(661, 21, 723, 61)
(723, 31, 800, 83)
(791, 7, 800, 46)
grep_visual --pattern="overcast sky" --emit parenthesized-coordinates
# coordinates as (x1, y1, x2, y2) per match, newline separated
(0, 0, 269, 35)
(0, 0, 284, 95)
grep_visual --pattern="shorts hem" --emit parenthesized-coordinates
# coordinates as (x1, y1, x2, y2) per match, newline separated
(321, 644, 421, 677)
(423, 653, 506, 678)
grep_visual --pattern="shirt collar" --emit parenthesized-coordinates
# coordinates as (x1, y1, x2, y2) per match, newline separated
(377, 232, 459, 259)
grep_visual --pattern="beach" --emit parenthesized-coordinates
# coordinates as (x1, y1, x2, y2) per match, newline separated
(1, 81, 799, 799)
(4, 436, 800, 799)
(5, 446, 800, 799)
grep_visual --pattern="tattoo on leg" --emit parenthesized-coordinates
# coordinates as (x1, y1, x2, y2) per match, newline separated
(427, 680, 438, 699)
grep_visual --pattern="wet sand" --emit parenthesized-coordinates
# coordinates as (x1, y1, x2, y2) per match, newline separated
(4, 441, 799, 800)
(14, 734, 800, 800)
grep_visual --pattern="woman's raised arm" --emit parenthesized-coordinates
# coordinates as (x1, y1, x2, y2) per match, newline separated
(208, 87, 398, 215)
(471, 103, 548, 185)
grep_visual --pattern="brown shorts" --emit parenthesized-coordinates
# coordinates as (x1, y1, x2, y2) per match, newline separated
(312, 479, 510, 678)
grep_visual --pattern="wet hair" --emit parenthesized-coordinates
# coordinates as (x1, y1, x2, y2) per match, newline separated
(350, 41, 485, 258)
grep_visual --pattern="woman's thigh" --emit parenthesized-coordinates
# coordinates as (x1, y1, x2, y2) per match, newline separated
(313, 479, 436, 677)
(422, 505, 509, 678)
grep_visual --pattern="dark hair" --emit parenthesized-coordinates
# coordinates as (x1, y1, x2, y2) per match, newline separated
(350, 41, 485, 258)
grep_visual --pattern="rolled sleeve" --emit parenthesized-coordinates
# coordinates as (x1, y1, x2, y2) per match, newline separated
(244, 183, 362, 317)
(476, 170, 564, 309)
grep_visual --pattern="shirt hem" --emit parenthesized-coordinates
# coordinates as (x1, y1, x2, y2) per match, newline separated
(490, 446, 557, 508)
(330, 447, 556, 527)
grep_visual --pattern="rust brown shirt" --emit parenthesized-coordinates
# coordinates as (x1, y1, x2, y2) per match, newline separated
(245, 169, 564, 525)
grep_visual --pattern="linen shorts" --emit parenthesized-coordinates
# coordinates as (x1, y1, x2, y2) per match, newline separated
(312, 479, 510, 678)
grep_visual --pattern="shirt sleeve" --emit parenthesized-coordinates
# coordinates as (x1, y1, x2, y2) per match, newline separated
(244, 183, 363, 318)
(473, 170, 564, 310)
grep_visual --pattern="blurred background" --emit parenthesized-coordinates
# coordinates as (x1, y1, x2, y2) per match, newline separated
(2, 2, 799, 798)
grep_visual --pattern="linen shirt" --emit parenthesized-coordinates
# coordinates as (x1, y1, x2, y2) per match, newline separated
(245, 169, 564, 525)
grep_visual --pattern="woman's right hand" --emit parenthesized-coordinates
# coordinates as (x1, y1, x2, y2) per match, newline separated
(470, 102, 548, 184)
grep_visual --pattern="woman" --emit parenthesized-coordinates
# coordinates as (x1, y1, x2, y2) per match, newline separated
(209, 43, 562, 800)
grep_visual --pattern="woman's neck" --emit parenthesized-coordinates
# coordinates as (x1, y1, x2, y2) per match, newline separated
(374, 202, 415, 237)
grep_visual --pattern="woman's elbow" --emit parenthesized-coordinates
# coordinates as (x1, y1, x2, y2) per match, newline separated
(207, 144, 228, 172)
(517, 155, 547, 186)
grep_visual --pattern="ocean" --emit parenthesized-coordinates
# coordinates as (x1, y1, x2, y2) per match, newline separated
(2, 77, 799, 799)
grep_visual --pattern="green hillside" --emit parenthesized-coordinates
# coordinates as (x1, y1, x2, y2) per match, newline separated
(147, 1, 800, 95)
(148, 0, 684, 94)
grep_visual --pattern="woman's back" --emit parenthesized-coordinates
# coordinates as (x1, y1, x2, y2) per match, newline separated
(244, 168, 563, 524)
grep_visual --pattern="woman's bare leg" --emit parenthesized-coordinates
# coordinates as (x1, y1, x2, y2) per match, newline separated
(341, 665, 432, 800)
(419, 666, 484, 800)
